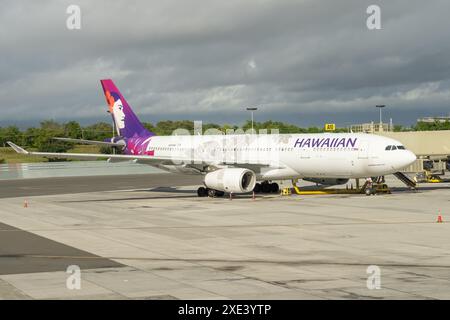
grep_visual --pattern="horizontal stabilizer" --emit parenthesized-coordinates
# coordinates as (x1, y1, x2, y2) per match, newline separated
(6, 141, 29, 154)
(52, 137, 125, 147)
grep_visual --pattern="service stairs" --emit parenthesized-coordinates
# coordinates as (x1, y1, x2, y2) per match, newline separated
(393, 172, 417, 189)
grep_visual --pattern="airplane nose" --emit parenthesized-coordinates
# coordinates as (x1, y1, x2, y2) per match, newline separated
(392, 150, 417, 171)
(405, 150, 416, 166)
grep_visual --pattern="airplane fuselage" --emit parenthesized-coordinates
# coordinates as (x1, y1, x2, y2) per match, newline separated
(124, 132, 416, 180)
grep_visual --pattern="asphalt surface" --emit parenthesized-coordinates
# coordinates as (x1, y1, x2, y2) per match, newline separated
(0, 173, 202, 276)
(0, 222, 123, 275)
(0, 173, 203, 198)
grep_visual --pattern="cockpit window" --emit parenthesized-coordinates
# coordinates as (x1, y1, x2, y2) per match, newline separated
(386, 145, 406, 151)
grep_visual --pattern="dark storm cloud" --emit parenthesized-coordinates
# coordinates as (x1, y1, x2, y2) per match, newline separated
(1, 0, 449, 127)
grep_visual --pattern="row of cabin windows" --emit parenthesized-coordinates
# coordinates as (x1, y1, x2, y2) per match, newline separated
(385, 145, 406, 151)
(153, 147, 294, 152)
(153, 146, 355, 152)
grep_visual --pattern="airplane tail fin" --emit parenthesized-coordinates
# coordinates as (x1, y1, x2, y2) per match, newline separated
(100, 79, 154, 138)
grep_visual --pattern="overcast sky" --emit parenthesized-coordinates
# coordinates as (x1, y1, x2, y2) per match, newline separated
(1, 0, 450, 128)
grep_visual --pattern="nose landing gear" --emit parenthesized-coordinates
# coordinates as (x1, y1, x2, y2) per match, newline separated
(363, 176, 391, 195)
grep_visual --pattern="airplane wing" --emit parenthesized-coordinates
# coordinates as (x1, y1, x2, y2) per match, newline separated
(52, 137, 125, 147)
(7, 141, 285, 169)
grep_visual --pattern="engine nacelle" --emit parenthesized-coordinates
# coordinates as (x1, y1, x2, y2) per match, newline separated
(110, 137, 127, 150)
(204, 168, 256, 193)
(303, 178, 349, 186)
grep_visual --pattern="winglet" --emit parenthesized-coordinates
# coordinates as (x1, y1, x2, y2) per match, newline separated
(7, 141, 29, 154)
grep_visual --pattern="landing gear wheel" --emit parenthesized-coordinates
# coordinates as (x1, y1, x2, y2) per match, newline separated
(270, 183, 279, 193)
(253, 183, 261, 193)
(365, 188, 376, 196)
(261, 182, 271, 193)
(207, 188, 216, 197)
(197, 187, 207, 197)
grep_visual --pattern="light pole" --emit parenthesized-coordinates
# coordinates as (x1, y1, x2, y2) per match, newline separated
(376, 105, 385, 125)
(246, 107, 258, 134)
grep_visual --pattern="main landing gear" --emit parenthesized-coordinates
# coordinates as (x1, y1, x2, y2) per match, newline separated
(197, 181, 279, 197)
(197, 187, 225, 197)
(253, 181, 279, 194)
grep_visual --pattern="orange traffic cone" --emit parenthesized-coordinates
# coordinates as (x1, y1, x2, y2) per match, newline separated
(437, 212, 443, 223)
(23, 200, 28, 208)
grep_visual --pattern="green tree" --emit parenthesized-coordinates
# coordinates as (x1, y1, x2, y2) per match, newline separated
(23, 127, 40, 147)
(155, 120, 194, 135)
(31, 121, 71, 156)
(142, 122, 157, 134)
(415, 120, 450, 131)
(83, 122, 113, 141)
(40, 120, 62, 131)
(0, 126, 23, 146)
(307, 127, 322, 133)
(64, 121, 82, 139)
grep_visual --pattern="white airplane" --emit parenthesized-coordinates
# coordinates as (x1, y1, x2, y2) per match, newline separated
(7, 79, 417, 197)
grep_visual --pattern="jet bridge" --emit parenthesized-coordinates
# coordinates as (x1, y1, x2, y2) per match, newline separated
(376, 130, 450, 178)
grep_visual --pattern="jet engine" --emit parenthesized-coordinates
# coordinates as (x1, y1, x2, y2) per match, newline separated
(110, 137, 127, 150)
(204, 168, 256, 193)
(303, 178, 349, 186)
